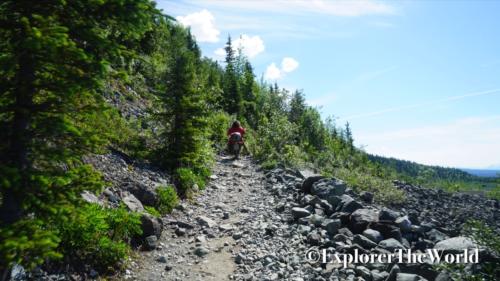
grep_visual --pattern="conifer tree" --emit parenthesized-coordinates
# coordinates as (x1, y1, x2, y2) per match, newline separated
(222, 36, 242, 116)
(0, 0, 156, 269)
(157, 27, 212, 191)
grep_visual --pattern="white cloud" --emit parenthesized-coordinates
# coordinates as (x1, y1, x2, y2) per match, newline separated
(264, 57, 300, 80)
(213, 34, 265, 59)
(264, 57, 299, 80)
(191, 0, 395, 17)
(176, 10, 220, 43)
(356, 116, 500, 168)
(281, 57, 299, 73)
(265, 63, 282, 80)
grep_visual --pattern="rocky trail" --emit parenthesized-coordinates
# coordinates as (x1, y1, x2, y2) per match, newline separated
(116, 153, 499, 281)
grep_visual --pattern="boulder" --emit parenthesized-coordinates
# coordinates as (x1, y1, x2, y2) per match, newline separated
(396, 273, 428, 281)
(434, 237, 477, 254)
(426, 229, 448, 243)
(360, 191, 374, 203)
(369, 222, 402, 241)
(122, 181, 158, 206)
(291, 207, 311, 219)
(379, 238, 405, 252)
(353, 234, 378, 249)
(363, 229, 383, 243)
(311, 178, 347, 199)
(123, 193, 144, 212)
(81, 191, 102, 206)
(379, 208, 400, 222)
(325, 219, 342, 235)
(301, 175, 325, 193)
(349, 208, 379, 233)
(140, 213, 163, 238)
(395, 216, 412, 232)
(340, 195, 363, 213)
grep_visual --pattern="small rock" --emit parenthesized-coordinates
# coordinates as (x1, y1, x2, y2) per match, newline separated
(196, 216, 216, 228)
(144, 235, 158, 250)
(156, 256, 167, 263)
(194, 246, 210, 257)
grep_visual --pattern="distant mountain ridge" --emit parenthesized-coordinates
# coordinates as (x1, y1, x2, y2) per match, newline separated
(461, 168, 500, 178)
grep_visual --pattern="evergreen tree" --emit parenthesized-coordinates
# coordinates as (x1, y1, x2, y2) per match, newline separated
(222, 36, 242, 116)
(157, 28, 212, 193)
(289, 90, 306, 124)
(0, 0, 156, 269)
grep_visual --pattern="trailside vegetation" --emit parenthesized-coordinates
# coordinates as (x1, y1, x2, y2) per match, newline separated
(0, 0, 497, 276)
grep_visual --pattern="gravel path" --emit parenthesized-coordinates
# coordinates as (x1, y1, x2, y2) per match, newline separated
(128, 155, 309, 281)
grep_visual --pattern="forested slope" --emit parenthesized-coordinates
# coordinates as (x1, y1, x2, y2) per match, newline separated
(0, 1, 498, 279)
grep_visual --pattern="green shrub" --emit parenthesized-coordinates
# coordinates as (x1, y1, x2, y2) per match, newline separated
(156, 185, 179, 214)
(0, 219, 61, 270)
(175, 168, 206, 193)
(144, 206, 161, 217)
(57, 204, 142, 271)
(333, 167, 406, 205)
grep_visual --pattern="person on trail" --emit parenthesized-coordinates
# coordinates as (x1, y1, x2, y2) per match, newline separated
(227, 120, 247, 158)
(227, 120, 246, 138)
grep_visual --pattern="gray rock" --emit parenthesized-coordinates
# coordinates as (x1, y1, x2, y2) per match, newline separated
(396, 273, 428, 281)
(291, 207, 311, 219)
(123, 193, 144, 212)
(363, 229, 383, 243)
(434, 237, 477, 254)
(353, 234, 378, 249)
(140, 213, 163, 238)
(235, 253, 246, 264)
(386, 264, 400, 281)
(325, 219, 342, 235)
(175, 228, 186, 236)
(349, 208, 379, 233)
(360, 191, 374, 203)
(123, 181, 158, 206)
(379, 208, 399, 222)
(156, 256, 167, 263)
(144, 235, 158, 250)
(426, 229, 448, 242)
(395, 216, 412, 232)
(309, 214, 325, 227)
(196, 215, 216, 228)
(340, 195, 363, 213)
(379, 238, 405, 252)
(301, 175, 325, 193)
(194, 246, 210, 257)
(81, 191, 102, 205)
(311, 178, 346, 199)
(354, 266, 372, 280)
(10, 264, 26, 281)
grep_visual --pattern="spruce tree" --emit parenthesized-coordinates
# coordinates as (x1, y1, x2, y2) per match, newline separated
(0, 0, 156, 269)
(157, 27, 211, 193)
(222, 36, 242, 116)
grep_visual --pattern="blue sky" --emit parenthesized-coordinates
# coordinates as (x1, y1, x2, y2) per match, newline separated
(157, 0, 500, 169)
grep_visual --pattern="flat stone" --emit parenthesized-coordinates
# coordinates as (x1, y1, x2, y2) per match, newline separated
(196, 216, 216, 228)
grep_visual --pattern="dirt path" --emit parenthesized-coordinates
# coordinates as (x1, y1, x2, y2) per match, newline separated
(128, 155, 268, 281)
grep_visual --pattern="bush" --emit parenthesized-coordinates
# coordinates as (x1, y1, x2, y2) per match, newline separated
(156, 185, 179, 214)
(57, 204, 142, 271)
(175, 168, 206, 194)
(333, 167, 406, 205)
(144, 206, 161, 217)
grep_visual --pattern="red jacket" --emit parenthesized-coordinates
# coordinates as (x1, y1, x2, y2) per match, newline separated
(227, 126, 246, 137)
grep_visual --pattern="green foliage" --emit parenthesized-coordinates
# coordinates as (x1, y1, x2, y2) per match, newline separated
(207, 111, 233, 150)
(156, 185, 179, 214)
(58, 204, 142, 271)
(0, 219, 61, 270)
(332, 167, 406, 204)
(144, 206, 161, 218)
(175, 168, 206, 195)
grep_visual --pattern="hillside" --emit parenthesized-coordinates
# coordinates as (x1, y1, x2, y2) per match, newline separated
(1, 1, 499, 281)
(461, 169, 500, 178)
